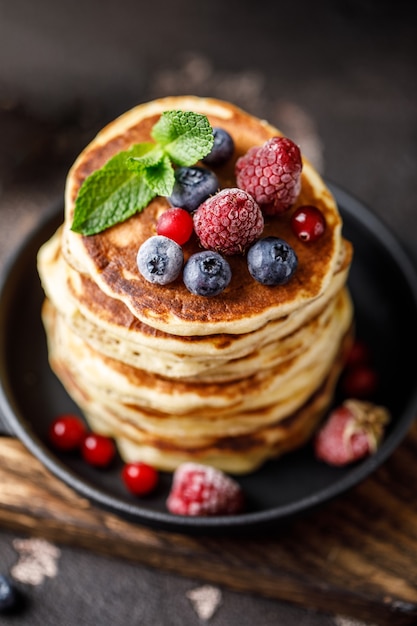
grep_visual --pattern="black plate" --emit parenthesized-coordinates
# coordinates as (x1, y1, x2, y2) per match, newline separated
(1, 182, 417, 534)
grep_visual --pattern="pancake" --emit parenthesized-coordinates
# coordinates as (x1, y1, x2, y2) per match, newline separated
(61, 96, 344, 336)
(37, 95, 354, 474)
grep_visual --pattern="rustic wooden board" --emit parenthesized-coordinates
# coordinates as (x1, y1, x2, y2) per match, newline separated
(1, 426, 417, 625)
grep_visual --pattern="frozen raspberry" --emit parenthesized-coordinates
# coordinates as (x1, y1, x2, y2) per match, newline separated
(166, 462, 245, 516)
(235, 137, 302, 215)
(193, 188, 264, 255)
(314, 400, 390, 467)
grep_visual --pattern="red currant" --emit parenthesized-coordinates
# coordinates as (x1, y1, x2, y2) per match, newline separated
(122, 462, 158, 496)
(81, 433, 116, 467)
(345, 339, 372, 368)
(48, 415, 87, 451)
(342, 365, 378, 399)
(291, 205, 326, 242)
(156, 207, 194, 245)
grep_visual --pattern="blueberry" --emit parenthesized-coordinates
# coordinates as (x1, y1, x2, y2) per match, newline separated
(247, 237, 298, 285)
(168, 166, 219, 213)
(0, 575, 18, 612)
(202, 127, 234, 166)
(137, 235, 183, 285)
(183, 251, 232, 296)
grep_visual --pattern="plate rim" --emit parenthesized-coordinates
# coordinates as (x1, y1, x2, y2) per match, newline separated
(1, 181, 417, 532)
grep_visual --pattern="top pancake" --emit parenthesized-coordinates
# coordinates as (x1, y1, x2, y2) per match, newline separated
(62, 96, 345, 336)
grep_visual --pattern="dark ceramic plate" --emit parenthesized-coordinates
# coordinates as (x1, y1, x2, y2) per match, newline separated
(1, 182, 417, 534)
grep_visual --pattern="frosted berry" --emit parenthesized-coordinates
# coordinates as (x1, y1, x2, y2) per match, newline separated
(183, 250, 232, 296)
(81, 433, 116, 468)
(166, 462, 244, 516)
(193, 188, 264, 255)
(0, 575, 18, 613)
(291, 205, 326, 242)
(235, 136, 302, 215)
(48, 414, 87, 451)
(137, 235, 183, 285)
(342, 365, 378, 399)
(122, 462, 159, 496)
(314, 400, 390, 466)
(156, 208, 194, 245)
(247, 237, 298, 285)
(202, 127, 234, 166)
(168, 166, 219, 213)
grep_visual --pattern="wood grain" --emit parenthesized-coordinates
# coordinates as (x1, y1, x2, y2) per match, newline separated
(1, 425, 417, 625)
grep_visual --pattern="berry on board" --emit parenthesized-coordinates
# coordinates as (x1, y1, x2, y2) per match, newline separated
(183, 250, 232, 296)
(202, 127, 235, 166)
(291, 205, 326, 242)
(122, 462, 159, 496)
(247, 237, 298, 286)
(81, 433, 116, 468)
(193, 188, 264, 255)
(156, 207, 194, 245)
(137, 235, 183, 285)
(48, 414, 87, 451)
(168, 166, 219, 213)
(0, 575, 18, 613)
(235, 136, 302, 215)
(314, 399, 390, 466)
(166, 462, 245, 516)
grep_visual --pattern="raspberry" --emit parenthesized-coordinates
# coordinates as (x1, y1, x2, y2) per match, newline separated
(193, 188, 264, 255)
(166, 462, 245, 516)
(314, 400, 390, 466)
(235, 137, 302, 215)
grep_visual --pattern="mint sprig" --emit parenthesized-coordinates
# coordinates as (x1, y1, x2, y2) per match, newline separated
(71, 110, 214, 235)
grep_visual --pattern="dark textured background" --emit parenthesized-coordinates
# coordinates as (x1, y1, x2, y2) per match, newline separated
(0, 1, 416, 624)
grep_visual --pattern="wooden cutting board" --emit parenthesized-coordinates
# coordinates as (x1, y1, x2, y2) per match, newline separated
(1, 424, 417, 626)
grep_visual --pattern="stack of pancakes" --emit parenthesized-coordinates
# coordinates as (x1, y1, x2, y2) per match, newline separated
(37, 96, 354, 474)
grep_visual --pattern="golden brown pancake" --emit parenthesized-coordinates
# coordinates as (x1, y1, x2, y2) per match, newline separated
(37, 95, 354, 473)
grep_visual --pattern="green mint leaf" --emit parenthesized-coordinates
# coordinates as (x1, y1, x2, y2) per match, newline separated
(151, 110, 214, 166)
(71, 146, 156, 235)
(127, 144, 164, 170)
(142, 154, 175, 196)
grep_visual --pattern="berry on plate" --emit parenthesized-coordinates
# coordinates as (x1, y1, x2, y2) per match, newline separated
(122, 462, 159, 496)
(137, 235, 183, 285)
(48, 414, 87, 451)
(0, 575, 18, 613)
(166, 462, 244, 516)
(202, 127, 235, 166)
(314, 399, 390, 466)
(291, 205, 326, 242)
(183, 250, 232, 296)
(193, 187, 264, 255)
(168, 166, 219, 213)
(81, 433, 116, 468)
(235, 136, 302, 215)
(156, 207, 194, 245)
(247, 236, 298, 285)
(342, 364, 379, 399)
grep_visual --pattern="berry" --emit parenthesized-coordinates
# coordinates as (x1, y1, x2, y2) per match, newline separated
(345, 339, 372, 369)
(247, 237, 298, 285)
(166, 462, 244, 516)
(168, 166, 219, 213)
(193, 188, 264, 255)
(314, 400, 389, 466)
(202, 127, 234, 166)
(342, 364, 378, 399)
(235, 136, 302, 215)
(81, 433, 116, 468)
(156, 208, 194, 245)
(122, 462, 159, 496)
(48, 414, 87, 451)
(137, 235, 183, 285)
(291, 205, 326, 242)
(0, 575, 18, 613)
(183, 251, 232, 296)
